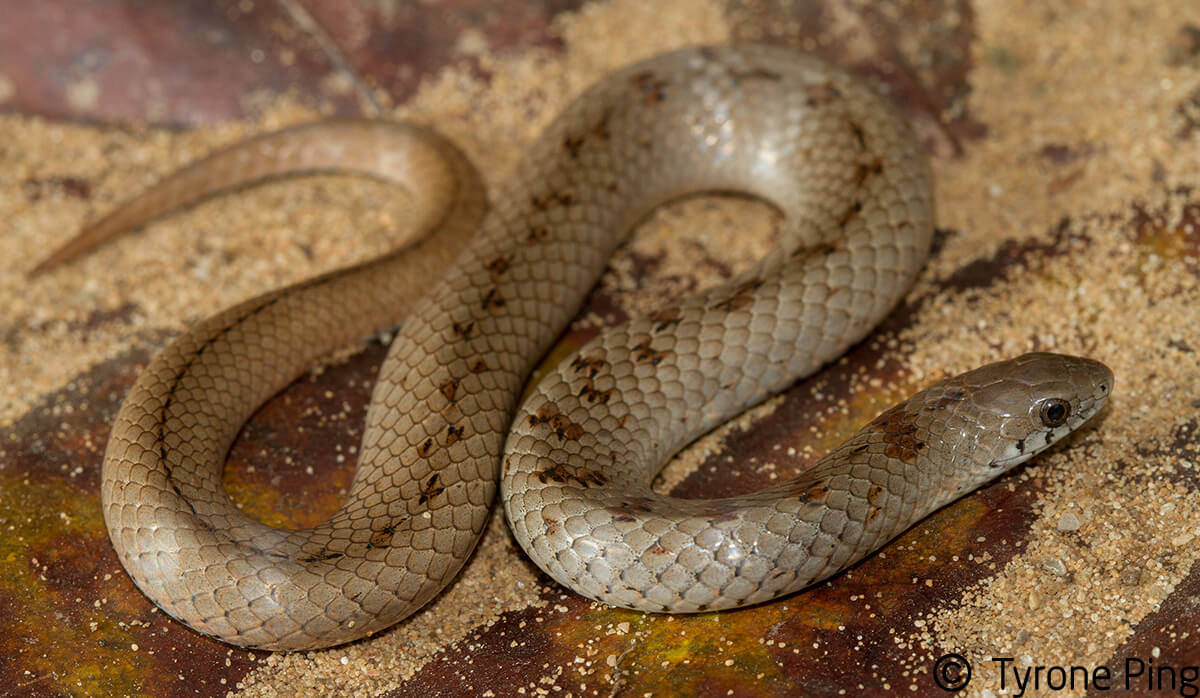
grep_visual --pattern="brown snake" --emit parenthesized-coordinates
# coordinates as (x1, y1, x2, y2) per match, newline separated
(36, 45, 1113, 650)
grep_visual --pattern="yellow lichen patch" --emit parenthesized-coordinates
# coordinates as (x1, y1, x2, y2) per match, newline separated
(0, 472, 150, 696)
(538, 603, 795, 693)
(222, 455, 354, 530)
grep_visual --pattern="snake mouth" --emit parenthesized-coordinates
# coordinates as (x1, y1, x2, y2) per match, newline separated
(989, 435, 1053, 469)
(988, 427, 1061, 469)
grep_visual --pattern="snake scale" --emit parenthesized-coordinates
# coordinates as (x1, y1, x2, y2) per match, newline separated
(36, 45, 1113, 650)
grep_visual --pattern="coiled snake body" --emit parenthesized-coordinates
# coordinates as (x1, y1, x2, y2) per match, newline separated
(39, 45, 1112, 650)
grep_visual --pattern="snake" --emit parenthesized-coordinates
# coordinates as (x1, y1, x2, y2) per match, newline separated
(35, 44, 1114, 650)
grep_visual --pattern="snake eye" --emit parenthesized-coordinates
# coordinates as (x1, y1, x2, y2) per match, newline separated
(1038, 398, 1071, 427)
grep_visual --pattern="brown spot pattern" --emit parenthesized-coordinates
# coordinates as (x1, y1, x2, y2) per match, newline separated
(867, 404, 925, 464)
(632, 340, 669, 366)
(783, 480, 829, 503)
(838, 201, 864, 227)
(528, 403, 584, 441)
(481, 287, 506, 310)
(592, 108, 613, 140)
(650, 307, 682, 332)
(853, 157, 885, 186)
(631, 71, 669, 104)
(927, 390, 967, 411)
(368, 517, 411, 549)
(418, 437, 435, 458)
(562, 134, 585, 158)
(711, 280, 764, 312)
(604, 498, 655, 519)
(530, 191, 575, 211)
(525, 225, 550, 243)
(847, 119, 867, 149)
(418, 473, 445, 505)
(300, 550, 344, 563)
(792, 240, 843, 259)
(484, 254, 511, 278)
(570, 354, 607, 378)
(535, 462, 608, 488)
(578, 380, 613, 405)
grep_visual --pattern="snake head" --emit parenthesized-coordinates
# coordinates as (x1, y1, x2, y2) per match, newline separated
(947, 352, 1113, 472)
